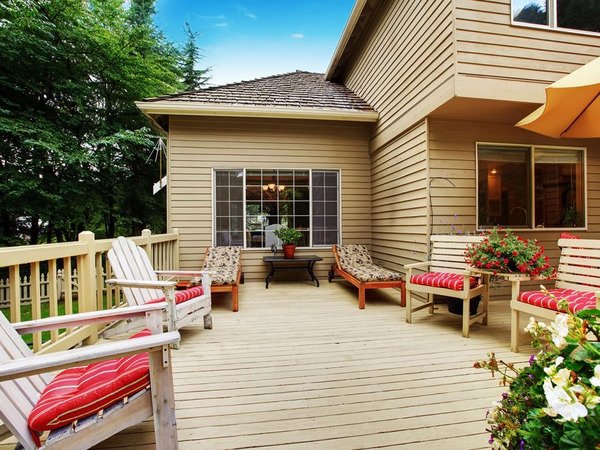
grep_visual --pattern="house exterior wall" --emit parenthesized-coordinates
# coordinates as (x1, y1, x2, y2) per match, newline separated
(454, 0, 600, 103)
(167, 115, 372, 281)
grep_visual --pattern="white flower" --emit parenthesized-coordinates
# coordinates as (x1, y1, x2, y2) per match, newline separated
(544, 356, 565, 376)
(590, 365, 600, 387)
(548, 314, 569, 348)
(552, 368, 571, 387)
(543, 378, 588, 422)
(524, 317, 538, 333)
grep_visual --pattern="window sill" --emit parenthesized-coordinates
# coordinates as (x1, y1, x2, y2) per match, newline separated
(511, 21, 600, 38)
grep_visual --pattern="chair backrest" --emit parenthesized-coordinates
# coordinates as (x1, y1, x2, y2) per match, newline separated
(429, 234, 484, 274)
(556, 238, 600, 292)
(265, 224, 284, 248)
(0, 312, 50, 450)
(108, 237, 164, 306)
(334, 244, 373, 271)
(202, 246, 242, 270)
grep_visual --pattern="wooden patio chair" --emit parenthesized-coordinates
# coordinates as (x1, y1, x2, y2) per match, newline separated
(404, 234, 488, 338)
(107, 236, 212, 332)
(201, 246, 243, 312)
(511, 236, 600, 352)
(0, 304, 180, 450)
(328, 244, 406, 309)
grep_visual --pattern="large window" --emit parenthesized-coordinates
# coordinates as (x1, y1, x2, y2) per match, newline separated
(477, 144, 585, 229)
(214, 169, 340, 248)
(512, 0, 600, 33)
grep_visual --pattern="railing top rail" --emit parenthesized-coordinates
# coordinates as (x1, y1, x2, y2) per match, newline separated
(0, 242, 88, 267)
(94, 232, 178, 252)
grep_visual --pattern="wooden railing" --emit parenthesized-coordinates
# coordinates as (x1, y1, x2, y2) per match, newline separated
(0, 229, 179, 353)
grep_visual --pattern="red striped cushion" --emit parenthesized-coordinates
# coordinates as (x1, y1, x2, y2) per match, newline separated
(560, 232, 581, 239)
(28, 329, 152, 444)
(410, 272, 478, 291)
(519, 288, 596, 312)
(146, 285, 204, 305)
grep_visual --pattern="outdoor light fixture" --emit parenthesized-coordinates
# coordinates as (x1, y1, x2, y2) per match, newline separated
(490, 169, 497, 174)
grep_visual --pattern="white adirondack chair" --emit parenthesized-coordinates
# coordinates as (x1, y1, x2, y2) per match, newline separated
(107, 237, 212, 333)
(0, 304, 180, 450)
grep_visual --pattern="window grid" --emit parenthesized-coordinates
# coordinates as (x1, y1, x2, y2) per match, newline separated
(511, 0, 600, 34)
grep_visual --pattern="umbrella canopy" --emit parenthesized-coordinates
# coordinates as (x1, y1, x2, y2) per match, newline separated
(516, 56, 600, 138)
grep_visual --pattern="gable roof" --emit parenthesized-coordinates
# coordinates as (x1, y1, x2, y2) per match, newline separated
(136, 71, 378, 127)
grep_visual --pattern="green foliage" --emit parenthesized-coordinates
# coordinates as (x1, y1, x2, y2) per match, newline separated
(274, 227, 303, 245)
(181, 23, 211, 91)
(0, 0, 208, 245)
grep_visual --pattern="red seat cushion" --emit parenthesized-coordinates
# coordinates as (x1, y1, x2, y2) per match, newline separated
(519, 288, 596, 313)
(410, 272, 478, 291)
(560, 232, 581, 239)
(28, 329, 152, 445)
(146, 285, 204, 305)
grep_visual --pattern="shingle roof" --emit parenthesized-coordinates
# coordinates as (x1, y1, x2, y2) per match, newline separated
(144, 71, 374, 112)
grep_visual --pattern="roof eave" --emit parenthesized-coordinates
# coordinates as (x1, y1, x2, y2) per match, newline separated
(135, 101, 379, 123)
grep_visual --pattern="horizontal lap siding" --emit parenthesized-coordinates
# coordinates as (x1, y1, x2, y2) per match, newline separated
(454, 0, 600, 102)
(371, 121, 429, 272)
(168, 116, 372, 281)
(342, 0, 455, 149)
(429, 118, 600, 299)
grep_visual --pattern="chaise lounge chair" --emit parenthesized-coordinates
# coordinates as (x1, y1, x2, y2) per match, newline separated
(201, 246, 243, 312)
(328, 244, 406, 309)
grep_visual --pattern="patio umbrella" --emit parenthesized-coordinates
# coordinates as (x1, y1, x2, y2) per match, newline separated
(516, 56, 600, 138)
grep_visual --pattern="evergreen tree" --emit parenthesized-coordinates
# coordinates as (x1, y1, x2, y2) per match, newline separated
(181, 23, 211, 91)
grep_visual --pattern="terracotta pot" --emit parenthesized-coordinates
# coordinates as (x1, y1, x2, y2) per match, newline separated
(282, 244, 296, 259)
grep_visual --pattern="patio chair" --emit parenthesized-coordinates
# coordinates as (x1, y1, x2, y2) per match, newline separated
(510, 235, 600, 352)
(328, 244, 406, 309)
(404, 234, 488, 338)
(0, 303, 180, 450)
(107, 236, 212, 332)
(201, 246, 243, 312)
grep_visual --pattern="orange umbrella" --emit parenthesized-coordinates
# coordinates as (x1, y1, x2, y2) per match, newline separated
(516, 56, 600, 138)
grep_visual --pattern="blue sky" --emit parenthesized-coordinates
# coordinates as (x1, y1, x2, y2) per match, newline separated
(154, 1, 354, 86)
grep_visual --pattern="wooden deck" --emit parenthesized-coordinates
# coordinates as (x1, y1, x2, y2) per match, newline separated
(3, 281, 535, 449)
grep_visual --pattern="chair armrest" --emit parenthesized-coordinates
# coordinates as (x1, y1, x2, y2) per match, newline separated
(12, 304, 167, 335)
(404, 261, 432, 269)
(155, 270, 213, 277)
(106, 278, 176, 289)
(0, 331, 180, 382)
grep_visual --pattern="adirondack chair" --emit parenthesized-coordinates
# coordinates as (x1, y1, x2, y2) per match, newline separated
(0, 304, 180, 450)
(107, 236, 212, 332)
(511, 236, 600, 352)
(404, 234, 488, 338)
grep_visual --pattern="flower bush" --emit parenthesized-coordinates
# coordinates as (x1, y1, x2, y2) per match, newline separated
(465, 227, 555, 278)
(475, 291, 600, 449)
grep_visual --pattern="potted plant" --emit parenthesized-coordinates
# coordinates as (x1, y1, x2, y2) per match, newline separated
(273, 227, 303, 259)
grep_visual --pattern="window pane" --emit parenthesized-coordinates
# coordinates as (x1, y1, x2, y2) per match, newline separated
(294, 170, 309, 186)
(477, 146, 531, 227)
(535, 149, 584, 227)
(557, 0, 600, 32)
(246, 186, 262, 201)
(214, 170, 244, 247)
(312, 170, 340, 246)
(513, 0, 549, 25)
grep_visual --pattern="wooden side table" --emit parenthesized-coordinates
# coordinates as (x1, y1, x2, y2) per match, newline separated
(262, 255, 323, 288)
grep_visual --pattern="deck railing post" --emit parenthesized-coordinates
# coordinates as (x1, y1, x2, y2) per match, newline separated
(78, 231, 98, 345)
(172, 228, 180, 270)
(141, 229, 153, 264)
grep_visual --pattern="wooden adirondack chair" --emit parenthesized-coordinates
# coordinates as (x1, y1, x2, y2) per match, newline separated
(107, 236, 212, 332)
(0, 304, 180, 450)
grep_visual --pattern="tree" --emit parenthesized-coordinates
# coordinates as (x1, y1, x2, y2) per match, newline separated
(181, 23, 211, 91)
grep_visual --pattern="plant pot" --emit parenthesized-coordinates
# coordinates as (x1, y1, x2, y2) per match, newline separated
(282, 244, 296, 259)
(448, 296, 481, 316)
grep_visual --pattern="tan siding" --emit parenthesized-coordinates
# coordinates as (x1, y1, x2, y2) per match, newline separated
(371, 120, 429, 271)
(342, 0, 455, 149)
(454, 0, 600, 102)
(428, 117, 600, 297)
(168, 116, 372, 281)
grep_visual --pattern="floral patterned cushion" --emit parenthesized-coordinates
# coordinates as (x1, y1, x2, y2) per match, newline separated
(519, 288, 596, 312)
(202, 246, 241, 285)
(336, 244, 402, 282)
(410, 272, 478, 291)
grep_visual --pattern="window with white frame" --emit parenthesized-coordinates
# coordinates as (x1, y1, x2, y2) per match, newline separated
(477, 144, 585, 229)
(512, 0, 600, 33)
(213, 168, 340, 248)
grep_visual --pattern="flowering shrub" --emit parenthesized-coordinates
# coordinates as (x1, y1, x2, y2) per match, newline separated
(475, 291, 600, 449)
(465, 227, 555, 278)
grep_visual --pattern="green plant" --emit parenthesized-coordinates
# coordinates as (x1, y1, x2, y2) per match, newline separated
(465, 227, 555, 278)
(273, 227, 303, 245)
(475, 292, 600, 449)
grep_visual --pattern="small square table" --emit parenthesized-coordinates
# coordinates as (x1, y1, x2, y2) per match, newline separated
(262, 255, 323, 289)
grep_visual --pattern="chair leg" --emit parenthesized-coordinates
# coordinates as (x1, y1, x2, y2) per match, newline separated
(400, 282, 406, 307)
(232, 285, 239, 312)
(358, 286, 366, 309)
(428, 293, 434, 314)
(462, 298, 470, 338)
(405, 289, 412, 323)
(511, 307, 520, 353)
(482, 281, 490, 326)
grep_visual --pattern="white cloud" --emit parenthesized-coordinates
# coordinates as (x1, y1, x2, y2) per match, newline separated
(198, 15, 226, 20)
(235, 4, 257, 20)
(291, 33, 304, 39)
(215, 22, 230, 28)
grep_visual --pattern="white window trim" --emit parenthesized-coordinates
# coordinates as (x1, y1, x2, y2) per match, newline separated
(211, 167, 342, 249)
(475, 142, 587, 231)
(510, 0, 600, 37)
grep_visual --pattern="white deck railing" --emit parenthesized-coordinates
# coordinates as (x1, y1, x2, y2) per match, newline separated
(0, 229, 179, 353)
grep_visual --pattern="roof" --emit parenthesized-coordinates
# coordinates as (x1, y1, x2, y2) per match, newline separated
(136, 71, 378, 126)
